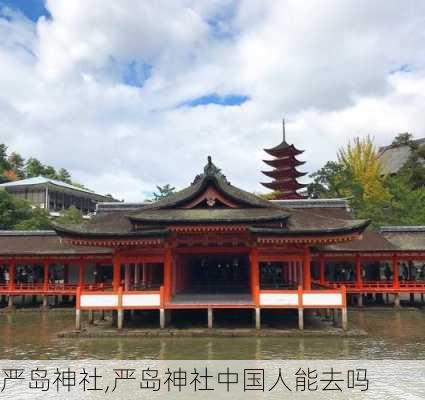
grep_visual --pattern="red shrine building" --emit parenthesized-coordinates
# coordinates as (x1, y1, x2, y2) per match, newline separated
(1, 128, 425, 331)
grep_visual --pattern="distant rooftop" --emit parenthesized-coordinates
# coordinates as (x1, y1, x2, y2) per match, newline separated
(378, 137, 425, 175)
(379, 226, 425, 233)
(97, 202, 147, 213)
(0, 176, 108, 199)
(272, 198, 349, 209)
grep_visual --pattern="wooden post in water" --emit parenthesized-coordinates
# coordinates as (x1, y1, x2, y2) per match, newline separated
(394, 293, 401, 308)
(117, 286, 123, 330)
(255, 308, 261, 330)
(341, 286, 348, 331)
(75, 287, 81, 330)
(208, 308, 213, 329)
(159, 309, 165, 329)
(298, 285, 304, 330)
(341, 308, 348, 331)
(159, 286, 165, 329)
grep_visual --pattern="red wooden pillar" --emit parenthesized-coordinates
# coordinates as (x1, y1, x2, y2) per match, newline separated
(43, 260, 49, 291)
(113, 253, 121, 291)
(392, 254, 399, 289)
(8, 260, 15, 291)
(319, 254, 325, 285)
(355, 254, 362, 288)
(250, 247, 260, 305)
(303, 247, 311, 290)
(163, 247, 173, 303)
(78, 261, 84, 287)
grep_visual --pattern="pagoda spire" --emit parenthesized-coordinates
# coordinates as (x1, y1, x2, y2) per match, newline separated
(261, 119, 306, 199)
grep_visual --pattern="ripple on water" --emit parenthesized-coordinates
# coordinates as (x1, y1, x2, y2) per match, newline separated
(1, 310, 425, 359)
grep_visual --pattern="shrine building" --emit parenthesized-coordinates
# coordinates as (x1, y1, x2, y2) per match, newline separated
(1, 127, 425, 331)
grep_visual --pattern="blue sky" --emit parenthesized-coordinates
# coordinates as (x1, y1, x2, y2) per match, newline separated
(0, 1, 424, 201)
(0, 0, 50, 21)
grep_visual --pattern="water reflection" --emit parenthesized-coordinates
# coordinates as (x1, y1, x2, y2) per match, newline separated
(1, 309, 425, 359)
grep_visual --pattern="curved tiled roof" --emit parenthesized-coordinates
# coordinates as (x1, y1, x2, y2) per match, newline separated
(0, 231, 111, 255)
(130, 208, 289, 224)
(53, 158, 369, 239)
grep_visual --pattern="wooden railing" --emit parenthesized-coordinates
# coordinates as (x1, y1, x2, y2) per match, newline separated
(322, 280, 425, 292)
(0, 282, 113, 294)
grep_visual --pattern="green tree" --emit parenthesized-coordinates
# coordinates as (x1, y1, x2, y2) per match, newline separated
(24, 158, 45, 177)
(151, 184, 176, 201)
(397, 144, 425, 189)
(13, 208, 51, 230)
(43, 165, 57, 179)
(56, 168, 72, 184)
(307, 161, 352, 199)
(55, 205, 84, 225)
(0, 190, 32, 229)
(0, 144, 10, 171)
(383, 174, 425, 225)
(391, 132, 414, 146)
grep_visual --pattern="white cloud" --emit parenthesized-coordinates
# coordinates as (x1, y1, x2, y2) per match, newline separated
(1, 1, 425, 200)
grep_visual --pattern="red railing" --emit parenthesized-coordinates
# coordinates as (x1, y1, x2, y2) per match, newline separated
(0, 282, 113, 294)
(322, 280, 425, 292)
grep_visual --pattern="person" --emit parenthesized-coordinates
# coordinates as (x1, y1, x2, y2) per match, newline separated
(4, 268, 9, 286)
(402, 263, 409, 281)
(420, 264, 425, 281)
(409, 262, 417, 281)
(384, 263, 392, 281)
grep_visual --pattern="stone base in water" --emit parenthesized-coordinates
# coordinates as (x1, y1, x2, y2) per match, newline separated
(59, 324, 367, 338)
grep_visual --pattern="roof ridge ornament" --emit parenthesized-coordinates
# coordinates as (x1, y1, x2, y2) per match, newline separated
(191, 156, 230, 185)
(282, 118, 286, 142)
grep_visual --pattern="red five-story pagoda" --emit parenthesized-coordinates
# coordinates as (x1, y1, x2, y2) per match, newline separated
(261, 119, 306, 199)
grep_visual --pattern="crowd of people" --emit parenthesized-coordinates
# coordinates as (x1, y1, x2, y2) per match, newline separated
(0, 265, 64, 286)
(330, 261, 425, 282)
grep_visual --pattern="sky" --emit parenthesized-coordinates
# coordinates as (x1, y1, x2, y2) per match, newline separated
(1, 1, 425, 201)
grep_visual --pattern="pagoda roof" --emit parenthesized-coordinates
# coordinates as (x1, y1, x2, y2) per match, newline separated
(263, 158, 305, 168)
(264, 142, 304, 157)
(53, 157, 370, 243)
(261, 180, 306, 190)
(262, 169, 307, 179)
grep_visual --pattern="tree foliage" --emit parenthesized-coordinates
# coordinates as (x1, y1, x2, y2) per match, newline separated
(55, 206, 84, 225)
(308, 134, 425, 226)
(0, 190, 50, 230)
(0, 143, 83, 188)
(150, 184, 176, 201)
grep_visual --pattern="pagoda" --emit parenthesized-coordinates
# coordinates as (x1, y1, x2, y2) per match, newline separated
(261, 119, 306, 199)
